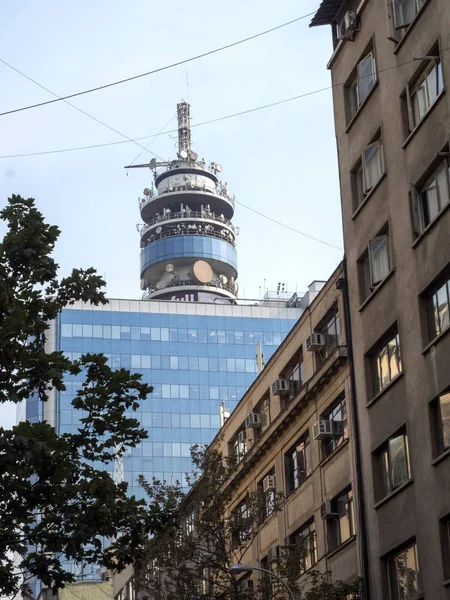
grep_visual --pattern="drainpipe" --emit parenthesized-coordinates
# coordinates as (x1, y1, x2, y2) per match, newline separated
(339, 257, 371, 600)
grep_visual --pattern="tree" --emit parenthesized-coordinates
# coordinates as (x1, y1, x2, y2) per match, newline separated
(0, 196, 178, 598)
(135, 445, 361, 600)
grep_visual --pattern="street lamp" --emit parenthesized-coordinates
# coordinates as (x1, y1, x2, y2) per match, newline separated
(229, 564, 296, 600)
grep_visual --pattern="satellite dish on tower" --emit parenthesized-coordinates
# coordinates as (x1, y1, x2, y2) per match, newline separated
(180, 150, 188, 159)
(156, 281, 168, 290)
(156, 226, 162, 234)
(143, 188, 150, 196)
(219, 274, 228, 284)
(189, 151, 198, 161)
(192, 260, 213, 284)
(149, 158, 157, 169)
(215, 164, 223, 173)
(166, 264, 174, 272)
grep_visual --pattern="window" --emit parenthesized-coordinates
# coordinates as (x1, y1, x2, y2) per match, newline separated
(321, 395, 348, 458)
(285, 432, 311, 493)
(387, 542, 420, 600)
(347, 52, 377, 119)
(427, 273, 450, 340)
(360, 227, 392, 300)
(370, 329, 402, 396)
(405, 55, 444, 130)
(434, 391, 450, 455)
(392, 0, 425, 29)
(231, 500, 251, 545)
(281, 349, 304, 405)
(291, 520, 317, 574)
(230, 426, 247, 463)
(378, 431, 410, 498)
(326, 488, 355, 552)
(316, 308, 340, 365)
(259, 470, 276, 519)
(440, 516, 450, 580)
(412, 157, 450, 236)
(352, 137, 385, 208)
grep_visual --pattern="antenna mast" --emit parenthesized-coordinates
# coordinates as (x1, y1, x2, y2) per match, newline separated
(177, 101, 191, 154)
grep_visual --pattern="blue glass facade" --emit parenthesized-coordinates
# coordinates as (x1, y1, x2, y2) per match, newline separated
(57, 302, 300, 497)
(140, 236, 238, 273)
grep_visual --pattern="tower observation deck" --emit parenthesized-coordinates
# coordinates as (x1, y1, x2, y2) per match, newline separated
(128, 102, 238, 303)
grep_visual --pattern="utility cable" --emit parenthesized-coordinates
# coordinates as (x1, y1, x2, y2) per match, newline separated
(0, 58, 167, 161)
(234, 199, 343, 250)
(127, 114, 177, 166)
(0, 12, 316, 118)
(2, 47, 448, 161)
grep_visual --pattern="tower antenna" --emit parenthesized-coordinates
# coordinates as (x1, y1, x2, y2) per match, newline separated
(186, 71, 190, 105)
(177, 101, 191, 154)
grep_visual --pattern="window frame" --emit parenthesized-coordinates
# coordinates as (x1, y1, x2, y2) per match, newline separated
(321, 394, 348, 458)
(326, 488, 355, 552)
(259, 469, 276, 520)
(386, 541, 420, 600)
(371, 329, 403, 396)
(412, 156, 450, 237)
(405, 53, 444, 131)
(285, 431, 311, 494)
(315, 306, 341, 366)
(392, 0, 425, 29)
(352, 136, 385, 210)
(347, 51, 377, 119)
(379, 431, 411, 499)
(427, 275, 450, 340)
(434, 391, 450, 455)
(291, 519, 317, 574)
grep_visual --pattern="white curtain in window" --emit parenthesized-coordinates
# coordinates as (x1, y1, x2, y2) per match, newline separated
(369, 235, 390, 286)
(357, 53, 376, 104)
(425, 177, 439, 221)
(437, 162, 450, 208)
(393, 0, 417, 28)
(363, 142, 382, 191)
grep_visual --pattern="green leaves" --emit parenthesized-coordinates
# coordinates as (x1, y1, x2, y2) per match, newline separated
(0, 196, 173, 598)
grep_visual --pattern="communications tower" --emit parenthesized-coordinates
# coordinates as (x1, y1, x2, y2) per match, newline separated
(127, 102, 238, 303)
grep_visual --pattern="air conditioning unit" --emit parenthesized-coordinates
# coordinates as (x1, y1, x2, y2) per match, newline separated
(237, 430, 247, 444)
(306, 333, 326, 352)
(267, 546, 278, 563)
(338, 345, 349, 358)
(313, 420, 334, 439)
(245, 412, 262, 429)
(238, 579, 253, 591)
(321, 500, 338, 519)
(263, 475, 276, 493)
(272, 379, 289, 395)
(313, 419, 343, 439)
(340, 11, 359, 40)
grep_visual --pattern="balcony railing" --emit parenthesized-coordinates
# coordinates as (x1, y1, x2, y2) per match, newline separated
(141, 226, 236, 247)
(143, 278, 236, 298)
(139, 183, 235, 207)
(140, 210, 235, 236)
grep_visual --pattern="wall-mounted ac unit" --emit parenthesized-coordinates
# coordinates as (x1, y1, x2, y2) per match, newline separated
(340, 10, 359, 40)
(263, 474, 276, 493)
(338, 345, 349, 358)
(313, 419, 344, 439)
(245, 412, 262, 428)
(321, 500, 338, 519)
(267, 546, 278, 563)
(306, 333, 326, 352)
(272, 379, 289, 395)
(237, 430, 247, 444)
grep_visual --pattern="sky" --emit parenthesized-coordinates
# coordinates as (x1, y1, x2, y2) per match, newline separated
(0, 0, 341, 428)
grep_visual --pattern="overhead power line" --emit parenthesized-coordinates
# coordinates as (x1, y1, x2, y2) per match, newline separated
(0, 11, 316, 118)
(2, 47, 447, 161)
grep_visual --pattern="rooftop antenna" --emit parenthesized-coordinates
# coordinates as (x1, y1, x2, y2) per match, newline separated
(186, 71, 190, 105)
(177, 101, 191, 154)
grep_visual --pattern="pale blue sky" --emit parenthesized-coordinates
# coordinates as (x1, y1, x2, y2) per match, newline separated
(0, 0, 340, 427)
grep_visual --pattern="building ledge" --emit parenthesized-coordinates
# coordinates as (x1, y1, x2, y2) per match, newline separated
(402, 89, 446, 150)
(373, 479, 413, 510)
(358, 269, 395, 312)
(351, 172, 387, 220)
(326, 535, 356, 559)
(422, 324, 450, 355)
(412, 200, 450, 248)
(432, 447, 450, 467)
(366, 373, 404, 408)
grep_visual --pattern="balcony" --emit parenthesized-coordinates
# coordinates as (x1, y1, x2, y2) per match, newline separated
(142, 277, 237, 300)
(140, 224, 236, 248)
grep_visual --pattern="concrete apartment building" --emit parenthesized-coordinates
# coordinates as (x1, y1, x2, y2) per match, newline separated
(311, 0, 450, 598)
(210, 263, 362, 589)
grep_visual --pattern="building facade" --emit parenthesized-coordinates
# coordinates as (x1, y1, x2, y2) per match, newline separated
(213, 263, 362, 591)
(311, 1, 450, 598)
